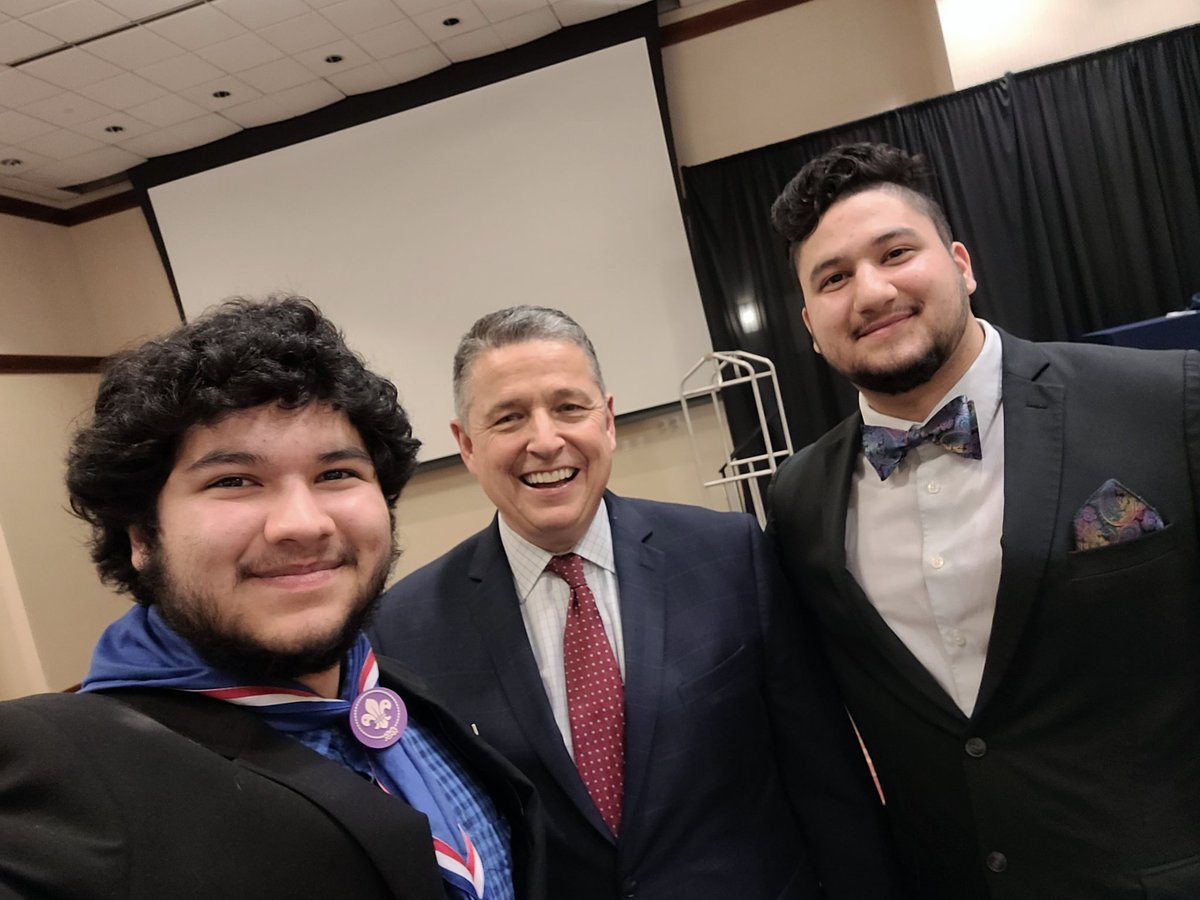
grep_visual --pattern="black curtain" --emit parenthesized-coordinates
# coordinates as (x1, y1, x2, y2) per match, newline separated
(682, 25, 1200, 449)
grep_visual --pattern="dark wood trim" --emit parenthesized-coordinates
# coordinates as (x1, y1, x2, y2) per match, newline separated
(660, 0, 815, 46)
(0, 190, 141, 226)
(0, 355, 106, 375)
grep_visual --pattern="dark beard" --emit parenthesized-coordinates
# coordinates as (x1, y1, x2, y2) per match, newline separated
(849, 344, 947, 395)
(142, 542, 396, 684)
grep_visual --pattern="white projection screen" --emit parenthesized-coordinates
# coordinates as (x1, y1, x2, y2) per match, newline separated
(145, 36, 710, 461)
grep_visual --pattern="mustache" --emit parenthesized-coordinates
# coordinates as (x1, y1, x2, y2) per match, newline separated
(237, 550, 357, 581)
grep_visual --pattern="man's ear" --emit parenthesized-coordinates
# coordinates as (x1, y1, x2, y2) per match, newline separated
(128, 526, 149, 572)
(801, 307, 822, 356)
(451, 420, 476, 473)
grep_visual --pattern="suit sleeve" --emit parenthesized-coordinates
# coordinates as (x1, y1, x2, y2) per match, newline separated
(0, 701, 127, 899)
(1185, 351, 1200, 535)
(751, 518, 910, 899)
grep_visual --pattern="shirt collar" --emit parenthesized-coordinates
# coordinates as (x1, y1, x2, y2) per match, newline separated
(498, 499, 614, 603)
(859, 318, 1003, 434)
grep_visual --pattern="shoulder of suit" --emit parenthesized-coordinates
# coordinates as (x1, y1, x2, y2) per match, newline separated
(385, 519, 497, 597)
(609, 493, 757, 533)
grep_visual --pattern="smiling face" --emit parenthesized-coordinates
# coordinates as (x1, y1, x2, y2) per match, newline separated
(452, 339, 616, 553)
(796, 186, 983, 418)
(130, 402, 395, 692)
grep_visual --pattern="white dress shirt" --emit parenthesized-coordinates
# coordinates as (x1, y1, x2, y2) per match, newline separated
(846, 319, 1005, 715)
(498, 500, 625, 759)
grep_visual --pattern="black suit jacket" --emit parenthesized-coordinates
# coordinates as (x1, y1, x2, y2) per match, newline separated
(768, 332, 1200, 900)
(0, 657, 544, 900)
(372, 493, 905, 900)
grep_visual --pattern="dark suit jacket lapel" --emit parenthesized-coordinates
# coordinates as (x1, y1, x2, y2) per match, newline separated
(463, 519, 612, 838)
(104, 689, 444, 900)
(826, 415, 968, 724)
(605, 493, 665, 849)
(974, 331, 1064, 714)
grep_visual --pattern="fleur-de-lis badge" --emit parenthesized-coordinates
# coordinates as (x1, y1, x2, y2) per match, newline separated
(360, 695, 393, 729)
(349, 686, 407, 749)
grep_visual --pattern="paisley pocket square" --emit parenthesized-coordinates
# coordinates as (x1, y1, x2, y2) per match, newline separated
(1072, 478, 1166, 551)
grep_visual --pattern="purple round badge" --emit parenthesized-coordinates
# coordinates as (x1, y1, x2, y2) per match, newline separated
(349, 686, 407, 749)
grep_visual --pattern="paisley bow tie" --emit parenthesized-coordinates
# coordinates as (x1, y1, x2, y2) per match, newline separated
(861, 394, 982, 481)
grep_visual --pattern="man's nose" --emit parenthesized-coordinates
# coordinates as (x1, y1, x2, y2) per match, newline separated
(263, 482, 335, 544)
(852, 263, 899, 313)
(525, 409, 566, 457)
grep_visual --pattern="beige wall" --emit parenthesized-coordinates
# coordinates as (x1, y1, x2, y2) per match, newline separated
(663, 0, 954, 167)
(935, 0, 1200, 89)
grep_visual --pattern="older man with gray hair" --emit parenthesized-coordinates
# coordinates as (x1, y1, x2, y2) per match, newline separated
(372, 305, 906, 900)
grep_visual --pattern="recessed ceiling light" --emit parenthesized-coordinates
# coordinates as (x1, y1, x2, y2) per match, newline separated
(213, 89, 231, 98)
(325, 54, 343, 63)
(104, 124, 124, 133)
(1, 158, 22, 167)
(442, 16, 460, 25)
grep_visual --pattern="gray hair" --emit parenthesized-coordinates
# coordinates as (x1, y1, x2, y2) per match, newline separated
(452, 305, 606, 423)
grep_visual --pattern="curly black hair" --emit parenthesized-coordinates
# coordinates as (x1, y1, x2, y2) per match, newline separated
(66, 296, 421, 605)
(770, 142, 952, 261)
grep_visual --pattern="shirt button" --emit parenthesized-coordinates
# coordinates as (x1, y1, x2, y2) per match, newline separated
(947, 629, 967, 647)
(986, 851, 1008, 873)
(965, 737, 987, 757)
(927, 481, 941, 494)
(931, 554, 945, 570)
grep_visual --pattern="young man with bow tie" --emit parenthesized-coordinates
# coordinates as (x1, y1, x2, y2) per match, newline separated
(767, 141, 1200, 900)
(0, 297, 543, 900)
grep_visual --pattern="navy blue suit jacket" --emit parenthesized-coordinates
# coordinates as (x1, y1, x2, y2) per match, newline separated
(372, 493, 904, 900)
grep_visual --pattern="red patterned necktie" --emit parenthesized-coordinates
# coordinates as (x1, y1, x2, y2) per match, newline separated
(546, 553, 625, 834)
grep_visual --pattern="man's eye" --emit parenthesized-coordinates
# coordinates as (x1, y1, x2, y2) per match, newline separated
(884, 247, 912, 262)
(207, 475, 249, 489)
(319, 469, 360, 482)
(821, 272, 846, 290)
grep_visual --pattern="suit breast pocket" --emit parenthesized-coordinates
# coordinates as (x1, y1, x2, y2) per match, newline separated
(676, 644, 754, 707)
(1060, 523, 1178, 583)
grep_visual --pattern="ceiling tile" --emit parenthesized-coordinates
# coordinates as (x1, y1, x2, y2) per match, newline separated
(491, 6, 557, 47)
(0, 107, 55, 141)
(436, 23, 500, 61)
(24, 0, 128, 43)
(0, 142, 53, 170)
(320, 0, 402, 34)
(19, 124, 104, 158)
(549, 0, 617, 26)
(143, 4, 246, 50)
(19, 47, 122, 89)
(87, 25, 184, 68)
(0, 18, 59, 63)
(270, 76, 341, 115)
(0, 64, 60, 106)
(213, 0, 311, 30)
(412, 0, 486, 42)
(391, 0, 454, 19)
(95, 0, 186, 18)
(72, 108, 156, 143)
(195, 31, 284, 73)
(258, 11, 343, 53)
(0, 0, 60, 17)
(136, 51, 225, 90)
(474, 0, 546, 23)
(350, 16, 427, 59)
(177, 73, 262, 110)
(301, 0, 343, 8)
(217, 93, 288, 127)
(119, 111, 239, 156)
(237, 55, 315, 93)
(377, 41, 446, 82)
(77, 70, 164, 108)
(292, 36, 369, 75)
(322, 58, 394, 94)
(18, 89, 112, 126)
(126, 90, 207, 126)
(19, 141, 142, 186)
